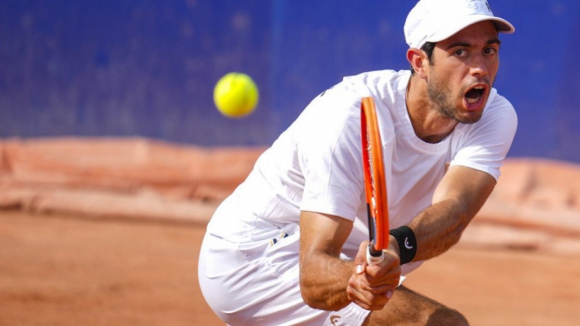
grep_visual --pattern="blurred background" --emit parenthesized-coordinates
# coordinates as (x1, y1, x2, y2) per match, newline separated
(1, 0, 579, 162)
(2, 1, 580, 325)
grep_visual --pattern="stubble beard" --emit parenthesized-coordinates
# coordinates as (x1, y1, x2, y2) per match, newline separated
(426, 77, 483, 125)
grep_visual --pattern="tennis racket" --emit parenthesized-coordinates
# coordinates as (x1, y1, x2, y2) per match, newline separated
(360, 97, 389, 266)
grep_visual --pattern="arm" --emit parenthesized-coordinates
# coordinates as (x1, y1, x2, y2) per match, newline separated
(408, 165, 496, 261)
(299, 211, 354, 311)
(299, 211, 400, 311)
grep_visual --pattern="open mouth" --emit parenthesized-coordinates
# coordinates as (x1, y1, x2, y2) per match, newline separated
(465, 86, 485, 104)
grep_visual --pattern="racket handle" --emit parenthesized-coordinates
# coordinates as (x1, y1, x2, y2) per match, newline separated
(366, 242, 385, 265)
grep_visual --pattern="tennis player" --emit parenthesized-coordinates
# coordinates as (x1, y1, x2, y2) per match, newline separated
(199, 0, 517, 324)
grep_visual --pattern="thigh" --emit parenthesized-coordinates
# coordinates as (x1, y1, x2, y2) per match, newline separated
(200, 232, 367, 325)
(364, 285, 469, 326)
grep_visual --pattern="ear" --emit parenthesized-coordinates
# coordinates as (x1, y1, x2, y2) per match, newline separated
(407, 48, 428, 78)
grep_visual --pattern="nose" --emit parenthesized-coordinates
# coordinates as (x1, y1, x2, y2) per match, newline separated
(470, 54, 489, 78)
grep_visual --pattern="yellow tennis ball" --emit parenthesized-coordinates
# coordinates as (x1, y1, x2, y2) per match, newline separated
(213, 72, 259, 118)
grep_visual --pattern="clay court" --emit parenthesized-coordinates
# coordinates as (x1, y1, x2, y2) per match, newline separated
(1, 211, 579, 326)
(1, 139, 579, 325)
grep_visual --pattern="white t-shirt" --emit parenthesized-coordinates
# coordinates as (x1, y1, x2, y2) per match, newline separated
(207, 69, 517, 274)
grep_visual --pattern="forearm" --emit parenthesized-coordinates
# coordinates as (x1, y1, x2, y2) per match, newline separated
(299, 211, 356, 311)
(300, 252, 354, 311)
(407, 198, 469, 261)
(406, 166, 496, 262)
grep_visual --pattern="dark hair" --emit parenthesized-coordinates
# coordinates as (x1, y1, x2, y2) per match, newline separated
(410, 42, 436, 75)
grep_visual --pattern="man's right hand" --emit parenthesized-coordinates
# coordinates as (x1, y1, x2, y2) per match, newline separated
(346, 239, 401, 310)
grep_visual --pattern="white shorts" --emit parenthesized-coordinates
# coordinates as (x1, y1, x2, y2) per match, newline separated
(198, 230, 371, 326)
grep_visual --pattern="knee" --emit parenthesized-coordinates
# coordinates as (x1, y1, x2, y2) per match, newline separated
(426, 307, 469, 326)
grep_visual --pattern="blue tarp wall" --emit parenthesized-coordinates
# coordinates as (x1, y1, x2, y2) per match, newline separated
(1, 0, 579, 162)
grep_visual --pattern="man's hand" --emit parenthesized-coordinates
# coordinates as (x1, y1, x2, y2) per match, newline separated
(346, 239, 401, 310)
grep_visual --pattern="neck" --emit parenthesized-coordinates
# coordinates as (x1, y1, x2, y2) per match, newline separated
(406, 75, 458, 144)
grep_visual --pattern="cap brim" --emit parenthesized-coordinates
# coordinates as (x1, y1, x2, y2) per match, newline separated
(428, 15, 515, 44)
(492, 17, 515, 34)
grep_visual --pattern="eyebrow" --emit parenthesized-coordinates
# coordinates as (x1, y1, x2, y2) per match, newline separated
(445, 38, 502, 50)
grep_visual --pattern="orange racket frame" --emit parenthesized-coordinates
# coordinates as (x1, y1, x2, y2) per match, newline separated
(360, 97, 389, 264)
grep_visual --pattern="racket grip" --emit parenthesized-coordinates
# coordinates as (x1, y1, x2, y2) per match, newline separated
(366, 242, 385, 266)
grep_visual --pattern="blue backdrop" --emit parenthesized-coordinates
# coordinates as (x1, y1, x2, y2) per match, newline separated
(1, 0, 579, 162)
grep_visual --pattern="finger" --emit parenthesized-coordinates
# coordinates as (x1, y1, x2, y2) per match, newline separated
(348, 273, 391, 310)
(354, 241, 370, 275)
(365, 255, 402, 279)
(356, 264, 364, 275)
(349, 287, 389, 311)
(363, 271, 401, 293)
(368, 282, 399, 295)
(364, 293, 390, 311)
(347, 277, 373, 308)
(351, 271, 372, 291)
(364, 267, 400, 283)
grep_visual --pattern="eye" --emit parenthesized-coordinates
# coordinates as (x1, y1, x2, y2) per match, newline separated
(453, 49, 467, 57)
(484, 47, 498, 55)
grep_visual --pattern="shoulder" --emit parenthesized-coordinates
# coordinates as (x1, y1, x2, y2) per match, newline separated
(456, 89, 517, 136)
(296, 70, 410, 141)
(484, 91, 517, 121)
(340, 69, 411, 98)
(449, 89, 518, 180)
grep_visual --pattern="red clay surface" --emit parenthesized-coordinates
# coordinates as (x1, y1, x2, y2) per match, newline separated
(1, 138, 580, 325)
(1, 210, 579, 326)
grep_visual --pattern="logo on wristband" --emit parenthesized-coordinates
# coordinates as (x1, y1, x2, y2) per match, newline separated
(404, 237, 414, 249)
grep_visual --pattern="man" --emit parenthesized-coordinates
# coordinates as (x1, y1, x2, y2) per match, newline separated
(199, 0, 517, 324)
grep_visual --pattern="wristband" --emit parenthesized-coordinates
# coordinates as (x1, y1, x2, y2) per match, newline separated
(389, 226, 417, 265)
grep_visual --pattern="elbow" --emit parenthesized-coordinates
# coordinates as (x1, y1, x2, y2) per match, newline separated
(447, 201, 471, 247)
(450, 230, 463, 248)
(452, 210, 471, 246)
(301, 291, 342, 311)
(299, 263, 318, 309)
(301, 292, 321, 310)
(299, 277, 325, 310)
(299, 277, 348, 311)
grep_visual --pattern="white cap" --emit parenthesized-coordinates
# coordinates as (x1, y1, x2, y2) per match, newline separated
(404, 0, 515, 49)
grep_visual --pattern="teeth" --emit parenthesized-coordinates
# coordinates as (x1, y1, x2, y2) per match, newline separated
(466, 86, 484, 104)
